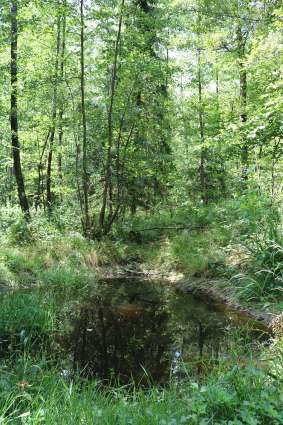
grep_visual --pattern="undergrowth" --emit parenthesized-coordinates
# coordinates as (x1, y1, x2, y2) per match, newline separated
(0, 195, 282, 307)
(0, 349, 282, 424)
(0, 198, 282, 423)
(232, 233, 283, 302)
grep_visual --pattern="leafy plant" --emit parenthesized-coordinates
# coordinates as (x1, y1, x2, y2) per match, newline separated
(233, 234, 283, 300)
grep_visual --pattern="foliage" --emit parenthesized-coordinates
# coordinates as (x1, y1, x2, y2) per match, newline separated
(233, 234, 283, 301)
(0, 0, 282, 421)
(0, 193, 281, 289)
(0, 0, 281, 235)
(0, 353, 282, 424)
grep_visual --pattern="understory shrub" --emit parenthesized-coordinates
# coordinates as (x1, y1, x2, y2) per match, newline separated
(232, 233, 283, 301)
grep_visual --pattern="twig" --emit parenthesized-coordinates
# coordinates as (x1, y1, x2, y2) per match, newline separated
(134, 225, 204, 232)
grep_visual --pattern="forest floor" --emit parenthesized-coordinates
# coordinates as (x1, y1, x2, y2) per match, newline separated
(0, 230, 281, 325)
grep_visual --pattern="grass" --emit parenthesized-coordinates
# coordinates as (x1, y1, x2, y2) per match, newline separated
(0, 236, 96, 288)
(0, 198, 282, 317)
(0, 198, 282, 423)
(0, 291, 57, 334)
(0, 231, 229, 289)
(232, 236, 283, 302)
(0, 349, 282, 425)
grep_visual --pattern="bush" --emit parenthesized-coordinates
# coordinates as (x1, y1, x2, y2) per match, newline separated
(7, 219, 34, 245)
(232, 234, 283, 300)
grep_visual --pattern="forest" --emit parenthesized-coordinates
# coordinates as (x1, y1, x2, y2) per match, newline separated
(0, 0, 282, 423)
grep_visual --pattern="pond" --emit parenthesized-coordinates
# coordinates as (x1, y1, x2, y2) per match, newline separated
(0, 278, 268, 386)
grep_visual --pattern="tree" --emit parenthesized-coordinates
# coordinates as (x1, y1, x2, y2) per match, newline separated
(80, 0, 91, 236)
(46, 5, 61, 212)
(0, 0, 281, 233)
(10, 0, 30, 218)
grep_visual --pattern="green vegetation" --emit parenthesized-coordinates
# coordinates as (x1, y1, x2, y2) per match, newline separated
(0, 285, 282, 424)
(1, 193, 282, 308)
(0, 356, 282, 424)
(0, 216, 282, 422)
(0, 0, 282, 422)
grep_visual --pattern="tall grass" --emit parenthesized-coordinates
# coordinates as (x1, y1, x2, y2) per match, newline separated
(233, 234, 283, 301)
(0, 352, 282, 424)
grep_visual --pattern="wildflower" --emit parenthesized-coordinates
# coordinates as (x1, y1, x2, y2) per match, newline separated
(18, 380, 30, 391)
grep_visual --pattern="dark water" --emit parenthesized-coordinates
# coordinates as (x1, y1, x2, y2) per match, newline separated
(0, 279, 267, 385)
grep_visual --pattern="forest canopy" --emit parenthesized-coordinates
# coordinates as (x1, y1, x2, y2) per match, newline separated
(0, 0, 282, 236)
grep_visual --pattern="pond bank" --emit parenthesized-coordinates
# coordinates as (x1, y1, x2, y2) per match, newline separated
(96, 265, 276, 331)
(176, 278, 275, 331)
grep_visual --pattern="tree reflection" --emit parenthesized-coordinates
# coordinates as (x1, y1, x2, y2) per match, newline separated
(71, 280, 171, 384)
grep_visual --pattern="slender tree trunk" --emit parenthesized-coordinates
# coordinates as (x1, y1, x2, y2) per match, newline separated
(80, 0, 91, 236)
(237, 25, 248, 188)
(35, 130, 50, 209)
(240, 62, 248, 179)
(65, 79, 84, 218)
(197, 48, 207, 205)
(58, 0, 67, 185)
(215, 68, 226, 195)
(10, 1, 30, 219)
(271, 139, 280, 203)
(46, 12, 61, 211)
(99, 0, 125, 234)
(216, 69, 219, 104)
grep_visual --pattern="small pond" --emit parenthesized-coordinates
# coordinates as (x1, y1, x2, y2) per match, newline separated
(0, 278, 268, 385)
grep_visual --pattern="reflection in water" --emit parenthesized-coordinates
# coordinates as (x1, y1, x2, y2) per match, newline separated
(66, 279, 233, 384)
(72, 301, 170, 384)
(0, 279, 264, 385)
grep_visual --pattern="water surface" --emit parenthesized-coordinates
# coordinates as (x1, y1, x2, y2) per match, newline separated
(0, 278, 266, 385)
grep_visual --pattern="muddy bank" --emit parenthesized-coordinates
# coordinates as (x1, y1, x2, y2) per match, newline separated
(176, 278, 275, 331)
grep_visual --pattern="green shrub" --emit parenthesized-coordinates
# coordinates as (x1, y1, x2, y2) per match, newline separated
(0, 263, 14, 286)
(0, 205, 22, 235)
(7, 219, 34, 246)
(37, 265, 93, 287)
(233, 235, 283, 301)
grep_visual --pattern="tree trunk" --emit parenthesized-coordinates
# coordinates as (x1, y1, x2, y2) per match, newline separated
(237, 25, 248, 187)
(99, 0, 125, 234)
(80, 0, 91, 236)
(58, 0, 67, 185)
(10, 1, 30, 219)
(215, 67, 226, 195)
(35, 130, 50, 209)
(46, 10, 61, 211)
(197, 48, 208, 205)
(240, 62, 248, 181)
